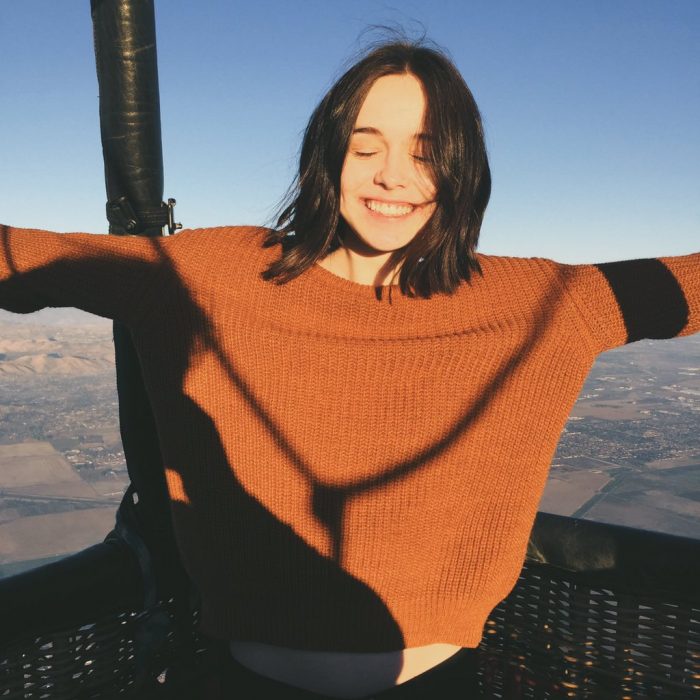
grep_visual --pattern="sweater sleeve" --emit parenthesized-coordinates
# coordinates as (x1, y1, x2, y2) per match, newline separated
(0, 224, 173, 327)
(554, 252, 700, 355)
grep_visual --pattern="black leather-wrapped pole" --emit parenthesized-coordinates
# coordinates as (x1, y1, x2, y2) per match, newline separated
(90, 0, 186, 610)
(92, 0, 166, 235)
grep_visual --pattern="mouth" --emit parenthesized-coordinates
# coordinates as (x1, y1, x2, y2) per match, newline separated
(364, 198, 418, 218)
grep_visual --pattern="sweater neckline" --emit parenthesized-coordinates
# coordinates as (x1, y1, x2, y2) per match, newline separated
(308, 261, 403, 295)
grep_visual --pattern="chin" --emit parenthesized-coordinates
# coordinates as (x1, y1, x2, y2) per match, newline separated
(351, 229, 415, 255)
(341, 218, 425, 254)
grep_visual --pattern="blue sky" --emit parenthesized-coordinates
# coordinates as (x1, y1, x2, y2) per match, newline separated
(1, 0, 698, 263)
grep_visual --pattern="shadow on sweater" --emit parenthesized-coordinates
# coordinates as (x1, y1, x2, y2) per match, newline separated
(0, 225, 567, 682)
(142, 231, 566, 655)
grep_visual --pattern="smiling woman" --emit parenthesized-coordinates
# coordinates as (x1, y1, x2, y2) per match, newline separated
(261, 40, 491, 298)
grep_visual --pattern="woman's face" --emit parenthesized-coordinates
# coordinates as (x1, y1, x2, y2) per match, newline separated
(339, 73, 437, 255)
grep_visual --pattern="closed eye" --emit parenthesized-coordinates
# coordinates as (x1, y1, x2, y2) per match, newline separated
(353, 151, 377, 158)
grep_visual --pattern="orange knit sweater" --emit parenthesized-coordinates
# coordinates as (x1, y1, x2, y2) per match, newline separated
(1, 224, 698, 651)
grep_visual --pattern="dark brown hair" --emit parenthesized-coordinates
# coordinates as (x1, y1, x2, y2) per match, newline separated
(261, 37, 491, 298)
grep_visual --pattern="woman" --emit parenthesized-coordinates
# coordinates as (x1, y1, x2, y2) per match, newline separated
(1, 39, 698, 699)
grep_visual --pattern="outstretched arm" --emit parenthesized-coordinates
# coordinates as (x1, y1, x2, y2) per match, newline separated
(0, 225, 172, 327)
(556, 252, 700, 354)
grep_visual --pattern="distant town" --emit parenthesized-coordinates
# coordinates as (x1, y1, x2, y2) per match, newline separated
(1, 313, 698, 578)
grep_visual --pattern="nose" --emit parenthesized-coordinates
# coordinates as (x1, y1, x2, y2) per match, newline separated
(374, 150, 410, 189)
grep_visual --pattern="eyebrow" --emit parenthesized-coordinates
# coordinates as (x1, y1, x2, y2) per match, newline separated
(352, 127, 432, 141)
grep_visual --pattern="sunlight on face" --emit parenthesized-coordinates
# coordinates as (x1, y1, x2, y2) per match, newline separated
(339, 73, 437, 256)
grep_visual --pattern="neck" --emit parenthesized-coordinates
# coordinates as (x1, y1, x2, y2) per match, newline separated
(319, 229, 402, 287)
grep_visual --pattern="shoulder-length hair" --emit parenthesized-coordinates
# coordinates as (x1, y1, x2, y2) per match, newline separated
(261, 38, 491, 298)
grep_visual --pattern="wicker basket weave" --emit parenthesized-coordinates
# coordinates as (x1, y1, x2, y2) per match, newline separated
(479, 560, 700, 699)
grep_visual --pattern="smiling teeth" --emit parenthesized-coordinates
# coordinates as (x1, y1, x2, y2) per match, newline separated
(366, 200, 414, 216)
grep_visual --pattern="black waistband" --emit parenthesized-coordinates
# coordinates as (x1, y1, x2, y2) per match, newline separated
(222, 646, 481, 699)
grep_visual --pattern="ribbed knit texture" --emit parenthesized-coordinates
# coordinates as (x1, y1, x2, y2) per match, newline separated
(1, 224, 698, 651)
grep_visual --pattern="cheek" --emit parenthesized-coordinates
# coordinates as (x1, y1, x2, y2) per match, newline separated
(417, 171, 437, 201)
(339, 168, 359, 218)
(418, 202, 438, 228)
(340, 163, 367, 198)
